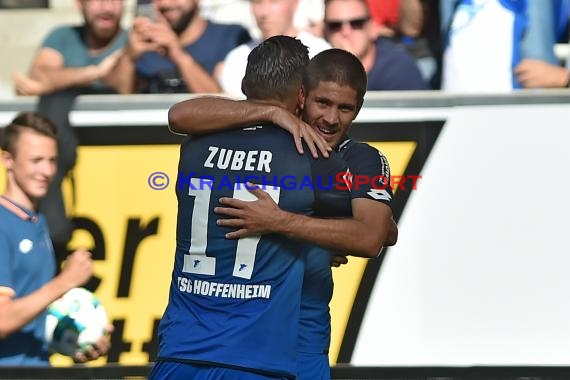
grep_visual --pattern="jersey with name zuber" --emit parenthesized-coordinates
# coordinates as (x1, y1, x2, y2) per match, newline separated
(157, 125, 351, 379)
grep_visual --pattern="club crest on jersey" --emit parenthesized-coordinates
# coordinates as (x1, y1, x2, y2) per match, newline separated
(19, 239, 33, 254)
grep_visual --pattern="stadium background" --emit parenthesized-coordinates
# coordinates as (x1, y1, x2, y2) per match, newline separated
(1, 1, 570, 378)
(2, 92, 570, 379)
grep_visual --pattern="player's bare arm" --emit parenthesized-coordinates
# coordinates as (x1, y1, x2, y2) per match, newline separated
(0, 250, 92, 339)
(168, 97, 330, 158)
(386, 217, 398, 246)
(216, 185, 395, 258)
(14, 48, 120, 96)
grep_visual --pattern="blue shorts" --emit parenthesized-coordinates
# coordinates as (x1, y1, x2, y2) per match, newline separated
(148, 360, 289, 380)
(297, 352, 330, 380)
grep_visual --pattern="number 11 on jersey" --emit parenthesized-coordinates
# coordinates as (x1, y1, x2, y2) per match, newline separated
(183, 179, 281, 280)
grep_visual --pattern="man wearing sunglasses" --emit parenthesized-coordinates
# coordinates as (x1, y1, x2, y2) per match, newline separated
(324, 0, 428, 91)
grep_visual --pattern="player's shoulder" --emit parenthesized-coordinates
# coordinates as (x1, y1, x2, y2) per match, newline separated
(307, 149, 349, 182)
(339, 139, 391, 177)
(192, 124, 292, 151)
(339, 139, 384, 160)
(0, 202, 38, 235)
(235, 123, 290, 141)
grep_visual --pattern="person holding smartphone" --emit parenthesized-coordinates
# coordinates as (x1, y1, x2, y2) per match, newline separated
(110, 0, 251, 94)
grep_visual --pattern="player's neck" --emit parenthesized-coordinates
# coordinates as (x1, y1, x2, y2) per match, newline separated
(2, 185, 36, 212)
(179, 15, 207, 46)
(249, 99, 296, 114)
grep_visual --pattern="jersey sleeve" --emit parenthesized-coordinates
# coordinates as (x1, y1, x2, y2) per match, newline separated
(308, 151, 352, 217)
(40, 26, 70, 52)
(0, 231, 14, 294)
(345, 143, 393, 207)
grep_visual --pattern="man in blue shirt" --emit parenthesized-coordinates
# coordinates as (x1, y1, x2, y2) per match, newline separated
(0, 112, 107, 365)
(112, 0, 251, 94)
(168, 48, 398, 379)
(150, 36, 352, 380)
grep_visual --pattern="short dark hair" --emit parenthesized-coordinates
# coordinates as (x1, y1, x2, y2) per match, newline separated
(242, 35, 309, 103)
(1, 111, 58, 154)
(303, 48, 367, 109)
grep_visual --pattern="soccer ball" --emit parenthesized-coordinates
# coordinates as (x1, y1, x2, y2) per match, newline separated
(45, 287, 109, 357)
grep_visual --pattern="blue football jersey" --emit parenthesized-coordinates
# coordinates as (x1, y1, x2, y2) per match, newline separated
(0, 198, 55, 365)
(298, 246, 334, 355)
(156, 125, 350, 379)
(297, 138, 394, 360)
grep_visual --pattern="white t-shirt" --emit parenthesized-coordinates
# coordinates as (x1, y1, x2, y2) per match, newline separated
(219, 31, 331, 97)
(442, 0, 526, 93)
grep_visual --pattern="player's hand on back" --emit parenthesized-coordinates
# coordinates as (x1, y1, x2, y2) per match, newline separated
(269, 106, 331, 158)
(215, 183, 288, 238)
(58, 250, 93, 290)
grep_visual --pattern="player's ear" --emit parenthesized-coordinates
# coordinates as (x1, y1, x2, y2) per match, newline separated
(298, 86, 306, 110)
(354, 94, 365, 120)
(1, 150, 14, 171)
(354, 101, 363, 120)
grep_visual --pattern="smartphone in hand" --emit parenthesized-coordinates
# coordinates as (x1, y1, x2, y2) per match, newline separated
(135, 0, 156, 21)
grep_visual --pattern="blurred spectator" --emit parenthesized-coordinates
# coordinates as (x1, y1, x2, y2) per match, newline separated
(395, 0, 439, 87)
(515, 0, 570, 89)
(520, 0, 563, 63)
(0, 111, 106, 366)
(216, 0, 330, 97)
(515, 58, 570, 88)
(441, 0, 564, 93)
(111, 0, 251, 93)
(366, 0, 400, 37)
(324, 0, 428, 90)
(12, 0, 128, 264)
(13, 0, 127, 96)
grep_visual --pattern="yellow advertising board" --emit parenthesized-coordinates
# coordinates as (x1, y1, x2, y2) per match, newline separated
(0, 121, 436, 366)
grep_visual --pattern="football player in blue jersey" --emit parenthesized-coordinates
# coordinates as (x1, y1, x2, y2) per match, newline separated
(0, 112, 109, 365)
(168, 48, 397, 379)
(150, 36, 352, 380)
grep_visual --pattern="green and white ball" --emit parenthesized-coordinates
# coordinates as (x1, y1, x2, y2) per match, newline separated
(45, 287, 109, 357)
